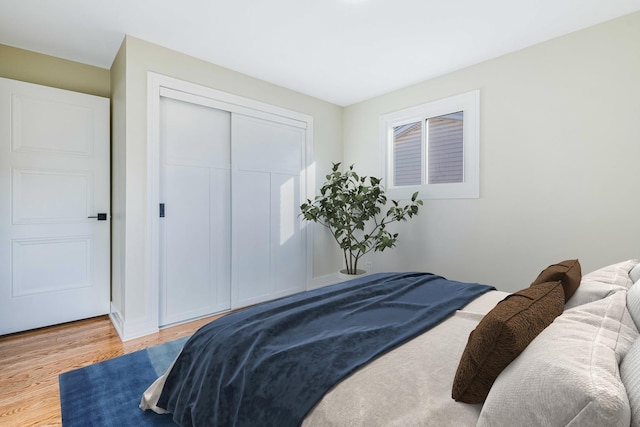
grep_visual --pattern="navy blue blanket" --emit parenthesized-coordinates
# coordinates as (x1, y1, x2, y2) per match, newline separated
(156, 272, 494, 426)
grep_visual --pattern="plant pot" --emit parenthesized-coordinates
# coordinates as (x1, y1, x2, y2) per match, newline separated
(338, 269, 367, 281)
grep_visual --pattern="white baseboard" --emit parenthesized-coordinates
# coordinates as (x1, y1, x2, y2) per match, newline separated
(308, 272, 341, 290)
(109, 303, 159, 341)
(108, 304, 124, 339)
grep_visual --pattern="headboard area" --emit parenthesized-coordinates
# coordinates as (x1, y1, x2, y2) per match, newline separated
(477, 259, 640, 427)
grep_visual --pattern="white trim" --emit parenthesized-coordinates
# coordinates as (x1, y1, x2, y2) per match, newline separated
(109, 302, 160, 341)
(145, 72, 162, 340)
(379, 90, 480, 200)
(145, 72, 314, 333)
(160, 87, 307, 129)
(108, 303, 124, 339)
(109, 73, 160, 341)
(153, 76, 312, 126)
(308, 272, 341, 290)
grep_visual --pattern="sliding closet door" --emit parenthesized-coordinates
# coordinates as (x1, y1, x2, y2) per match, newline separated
(159, 97, 231, 326)
(153, 77, 310, 326)
(231, 114, 307, 308)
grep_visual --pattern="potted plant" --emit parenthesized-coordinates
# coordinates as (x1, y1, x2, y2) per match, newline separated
(300, 162, 423, 276)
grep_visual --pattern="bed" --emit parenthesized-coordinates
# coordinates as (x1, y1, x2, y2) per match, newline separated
(141, 259, 640, 427)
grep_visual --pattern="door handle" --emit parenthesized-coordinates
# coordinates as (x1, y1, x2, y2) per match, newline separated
(88, 213, 108, 221)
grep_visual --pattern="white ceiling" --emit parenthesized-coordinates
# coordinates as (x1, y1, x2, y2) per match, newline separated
(1, 0, 639, 106)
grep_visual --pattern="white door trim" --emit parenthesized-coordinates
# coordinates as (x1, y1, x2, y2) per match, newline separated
(145, 72, 314, 332)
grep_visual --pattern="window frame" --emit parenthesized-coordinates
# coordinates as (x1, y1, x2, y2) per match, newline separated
(379, 90, 480, 200)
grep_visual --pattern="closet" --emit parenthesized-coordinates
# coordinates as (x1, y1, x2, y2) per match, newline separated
(156, 83, 309, 327)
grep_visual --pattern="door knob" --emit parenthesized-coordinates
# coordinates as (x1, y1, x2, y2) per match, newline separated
(88, 213, 108, 220)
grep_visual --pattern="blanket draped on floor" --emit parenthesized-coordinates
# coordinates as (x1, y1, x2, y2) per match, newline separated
(156, 272, 494, 426)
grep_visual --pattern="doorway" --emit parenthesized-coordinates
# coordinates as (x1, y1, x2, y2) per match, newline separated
(0, 77, 110, 335)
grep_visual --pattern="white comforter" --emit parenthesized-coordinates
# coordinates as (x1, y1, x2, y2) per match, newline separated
(303, 290, 509, 426)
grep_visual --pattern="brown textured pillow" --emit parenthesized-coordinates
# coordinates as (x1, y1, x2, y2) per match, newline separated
(531, 259, 581, 302)
(452, 281, 565, 403)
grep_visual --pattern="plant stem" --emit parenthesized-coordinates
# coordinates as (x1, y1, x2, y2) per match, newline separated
(343, 250, 350, 274)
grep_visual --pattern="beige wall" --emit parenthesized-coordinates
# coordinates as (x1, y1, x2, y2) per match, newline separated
(110, 41, 126, 320)
(343, 12, 640, 291)
(112, 36, 343, 334)
(0, 44, 110, 97)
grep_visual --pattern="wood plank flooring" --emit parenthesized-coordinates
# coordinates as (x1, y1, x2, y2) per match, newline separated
(0, 313, 225, 427)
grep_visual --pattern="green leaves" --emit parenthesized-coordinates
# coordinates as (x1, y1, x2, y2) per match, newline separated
(299, 163, 423, 275)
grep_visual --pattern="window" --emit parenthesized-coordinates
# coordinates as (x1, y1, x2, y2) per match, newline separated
(380, 90, 479, 199)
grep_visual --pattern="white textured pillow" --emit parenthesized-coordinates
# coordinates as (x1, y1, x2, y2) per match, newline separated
(565, 259, 639, 309)
(631, 263, 640, 285)
(628, 282, 640, 331)
(478, 291, 639, 427)
(621, 339, 640, 427)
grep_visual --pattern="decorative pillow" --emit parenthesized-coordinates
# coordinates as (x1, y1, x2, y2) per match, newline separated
(565, 259, 639, 309)
(531, 259, 581, 302)
(451, 281, 564, 403)
(621, 339, 640, 427)
(478, 291, 639, 427)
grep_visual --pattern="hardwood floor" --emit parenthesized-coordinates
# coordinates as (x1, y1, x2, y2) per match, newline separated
(0, 313, 225, 427)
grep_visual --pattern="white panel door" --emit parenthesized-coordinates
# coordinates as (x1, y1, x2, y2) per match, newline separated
(0, 77, 110, 335)
(232, 114, 306, 308)
(159, 97, 231, 326)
